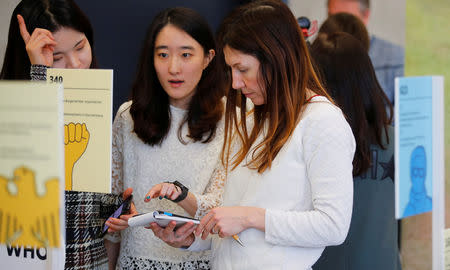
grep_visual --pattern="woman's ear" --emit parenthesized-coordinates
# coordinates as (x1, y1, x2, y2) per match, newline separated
(203, 49, 215, 69)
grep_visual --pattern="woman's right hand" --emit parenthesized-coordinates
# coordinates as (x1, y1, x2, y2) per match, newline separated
(144, 182, 182, 202)
(17, 14, 57, 67)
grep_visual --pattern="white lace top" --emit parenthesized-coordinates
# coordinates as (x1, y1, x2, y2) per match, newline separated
(107, 101, 225, 269)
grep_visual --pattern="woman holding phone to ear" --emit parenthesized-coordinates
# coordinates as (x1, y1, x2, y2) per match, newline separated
(0, 1, 121, 269)
(103, 7, 226, 270)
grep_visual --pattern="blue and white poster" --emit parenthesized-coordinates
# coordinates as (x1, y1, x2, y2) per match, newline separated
(395, 76, 434, 219)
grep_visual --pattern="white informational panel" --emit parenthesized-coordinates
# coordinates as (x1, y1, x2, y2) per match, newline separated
(395, 76, 445, 270)
(0, 81, 65, 269)
(47, 68, 113, 193)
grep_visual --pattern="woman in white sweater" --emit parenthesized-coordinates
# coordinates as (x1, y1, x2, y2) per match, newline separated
(150, 1, 356, 269)
(104, 7, 226, 270)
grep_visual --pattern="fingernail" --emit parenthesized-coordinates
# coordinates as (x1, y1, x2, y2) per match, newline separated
(159, 196, 162, 200)
(164, 196, 167, 199)
(146, 196, 150, 200)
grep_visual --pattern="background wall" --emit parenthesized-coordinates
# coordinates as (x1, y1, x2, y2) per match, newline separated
(74, 0, 246, 116)
(0, 0, 20, 67)
(0, 0, 245, 115)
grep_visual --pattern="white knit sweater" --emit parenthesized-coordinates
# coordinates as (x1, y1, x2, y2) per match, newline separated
(188, 96, 356, 270)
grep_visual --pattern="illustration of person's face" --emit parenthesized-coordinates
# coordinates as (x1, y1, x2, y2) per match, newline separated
(410, 146, 426, 193)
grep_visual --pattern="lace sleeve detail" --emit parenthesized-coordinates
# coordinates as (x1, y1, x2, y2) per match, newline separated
(112, 112, 125, 195)
(193, 160, 226, 219)
(107, 110, 126, 243)
(30, 64, 48, 81)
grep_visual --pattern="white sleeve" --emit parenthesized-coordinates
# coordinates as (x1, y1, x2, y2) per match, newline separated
(265, 105, 355, 247)
(193, 159, 226, 219)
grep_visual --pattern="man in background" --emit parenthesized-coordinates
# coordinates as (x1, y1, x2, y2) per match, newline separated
(328, 0, 404, 105)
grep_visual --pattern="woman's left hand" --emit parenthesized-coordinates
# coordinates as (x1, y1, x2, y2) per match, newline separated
(195, 206, 264, 240)
(106, 188, 139, 233)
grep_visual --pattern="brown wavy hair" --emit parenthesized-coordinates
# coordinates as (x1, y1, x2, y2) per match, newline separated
(129, 7, 224, 145)
(219, 0, 332, 173)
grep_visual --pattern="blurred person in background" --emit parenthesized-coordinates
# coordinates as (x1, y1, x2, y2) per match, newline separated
(311, 31, 400, 270)
(327, 0, 404, 105)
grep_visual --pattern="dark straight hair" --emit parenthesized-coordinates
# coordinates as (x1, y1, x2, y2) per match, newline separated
(129, 7, 224, 146)
(0, 0, 97, 80)
(310, 32, 393, 176)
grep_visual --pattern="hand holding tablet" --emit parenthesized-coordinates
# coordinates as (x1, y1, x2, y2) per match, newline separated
(128, 211, 200, 228)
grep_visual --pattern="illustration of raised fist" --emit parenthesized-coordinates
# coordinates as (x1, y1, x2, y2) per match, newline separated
(64, 122, 90, 190)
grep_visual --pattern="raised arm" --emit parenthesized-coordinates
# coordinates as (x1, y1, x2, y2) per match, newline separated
(17, 14, 56, 67)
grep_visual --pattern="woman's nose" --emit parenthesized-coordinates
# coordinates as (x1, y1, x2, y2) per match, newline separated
(66, 54, 81, 69)
(168, 56, 181, 74)
(231, 72, 244, 90)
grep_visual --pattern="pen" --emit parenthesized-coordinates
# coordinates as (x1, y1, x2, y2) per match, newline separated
(232, 234, 244, 247)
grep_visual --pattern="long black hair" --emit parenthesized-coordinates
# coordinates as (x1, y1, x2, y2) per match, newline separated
(129, 7, 224, 146)
(0, 0, 97, 80)
(311, 32, 393, 176)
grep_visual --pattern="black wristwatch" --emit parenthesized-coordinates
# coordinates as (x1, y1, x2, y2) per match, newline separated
(171, 181, 189, 203)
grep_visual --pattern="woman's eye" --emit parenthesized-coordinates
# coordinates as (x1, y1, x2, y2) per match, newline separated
(182, 53, 191, 58)
(158, 53, 168, 58)
(239, 69, 247, 73)
(76, 45, 84, 51)
(53, 57, 62, 62)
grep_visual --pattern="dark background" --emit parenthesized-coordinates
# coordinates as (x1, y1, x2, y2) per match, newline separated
(74, 0, 251, 117)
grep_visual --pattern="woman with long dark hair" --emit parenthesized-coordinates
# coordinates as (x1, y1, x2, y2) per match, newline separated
(1, 0, 97, 80)
(1, 1, 120, 269)
(310, 32, 399, 270)
(104, 7, 226, 270)
(151, 1, 356, 269)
